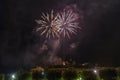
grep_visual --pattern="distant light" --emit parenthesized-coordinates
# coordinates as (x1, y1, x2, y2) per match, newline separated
(80, 77, 82, 80)
(77, 77, 82, 80)
(41, 71, 45, 75)
(93, 69, 97, 74)
(63, 62, 66, 66)
(12, 74, 15, 79)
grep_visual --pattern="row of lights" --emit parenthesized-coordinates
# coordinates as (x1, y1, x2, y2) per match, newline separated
(10, 69, 99, 80)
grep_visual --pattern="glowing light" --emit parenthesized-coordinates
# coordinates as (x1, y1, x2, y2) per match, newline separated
(41, 71, 45, 75)
(63, 62, 66, 66)
(11, 74, 15, 79)
(80, 77, 82, 80)
(77, 77, 83, 80)
(93, 69, 97, 74)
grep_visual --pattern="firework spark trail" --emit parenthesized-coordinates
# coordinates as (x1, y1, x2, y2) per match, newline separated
(57, 10, 80, 39)
(36, 10, 59, 39)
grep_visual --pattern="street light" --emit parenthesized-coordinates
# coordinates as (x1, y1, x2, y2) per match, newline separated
(11, 74, 16, 80)
(93, 69, 97, 74)
(41, 71, 45, 75)
(77, 77, 83, 80)
(93, 69, 101, 80)
(80, 77, 82, 80)
(12, 74, 15, 79)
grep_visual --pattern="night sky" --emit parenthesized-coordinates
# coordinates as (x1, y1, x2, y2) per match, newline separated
(0, 0, 120, 70)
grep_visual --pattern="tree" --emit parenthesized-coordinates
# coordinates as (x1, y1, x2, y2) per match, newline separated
(63, 68, 78, 80)
(46, 70, 62, 80)
(0, 74, 5, 80)
(82, 70, 96, 80)
(18, 70, 32, 80)
(99, 69, 117, 80)
(32, 71, 45, 80)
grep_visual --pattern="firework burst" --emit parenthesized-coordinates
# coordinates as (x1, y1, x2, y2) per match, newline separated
(57, 10, 80, 39)
(36, 9, 80, 39)
(36, 10, 59, 39)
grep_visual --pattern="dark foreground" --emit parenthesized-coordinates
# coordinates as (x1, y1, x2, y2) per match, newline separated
(0, 67, 120, 80)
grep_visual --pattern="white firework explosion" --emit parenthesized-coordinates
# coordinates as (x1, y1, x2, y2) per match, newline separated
(36, 9, 80, 39)
(57, 10, 80, 39)
(36, 10, 59, 39)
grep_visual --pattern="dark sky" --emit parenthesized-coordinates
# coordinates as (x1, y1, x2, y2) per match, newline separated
(0, 0, 120, 70)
